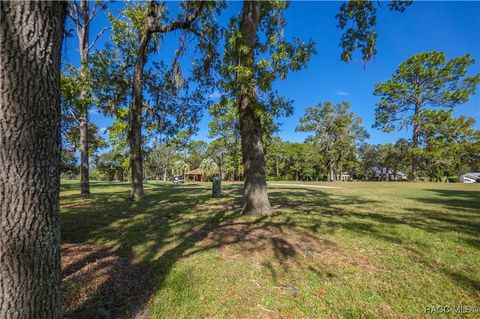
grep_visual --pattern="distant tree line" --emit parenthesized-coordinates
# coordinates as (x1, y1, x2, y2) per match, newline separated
(64, 98, 480, 183)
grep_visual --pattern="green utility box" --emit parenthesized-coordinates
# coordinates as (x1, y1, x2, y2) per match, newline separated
(212, 177, 221, 198)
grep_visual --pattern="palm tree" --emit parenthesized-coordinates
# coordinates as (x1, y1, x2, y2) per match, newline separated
(173, 159, 189, 180)
(200, 158, 219, 181)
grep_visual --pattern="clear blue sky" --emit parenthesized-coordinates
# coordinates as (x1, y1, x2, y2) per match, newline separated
(63, 1, 480, 146)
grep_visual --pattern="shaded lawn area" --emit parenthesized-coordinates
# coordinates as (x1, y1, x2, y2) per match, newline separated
(60, 181, 480, 318)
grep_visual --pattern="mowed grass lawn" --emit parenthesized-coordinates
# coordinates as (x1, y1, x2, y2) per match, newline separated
(60, 181, 480, 318)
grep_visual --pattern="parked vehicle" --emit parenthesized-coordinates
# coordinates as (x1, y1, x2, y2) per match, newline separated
(173, 176, 184, 184)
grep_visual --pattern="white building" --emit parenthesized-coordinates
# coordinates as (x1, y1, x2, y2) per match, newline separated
(460, 173, 480, 183)
(372, 167, 407, 181)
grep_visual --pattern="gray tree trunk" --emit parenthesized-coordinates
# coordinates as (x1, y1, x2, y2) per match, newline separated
(0, 1, 65, 317)
(411, 103, 420, 181)
(79, 0, 90, 195)
(327, 160, 335, 182)
(79, 112, 90, 194)
(163, 165, 168, 182)
(238, 0, 271, 215)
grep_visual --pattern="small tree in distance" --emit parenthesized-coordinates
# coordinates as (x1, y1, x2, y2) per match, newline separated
(296, 101, 368, 182)
(66, 0, 108, 195)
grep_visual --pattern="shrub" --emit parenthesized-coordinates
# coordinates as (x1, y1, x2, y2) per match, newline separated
(447, 176, 459, 183)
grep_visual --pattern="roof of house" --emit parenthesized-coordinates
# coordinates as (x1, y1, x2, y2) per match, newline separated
(185, 168, 203, 175)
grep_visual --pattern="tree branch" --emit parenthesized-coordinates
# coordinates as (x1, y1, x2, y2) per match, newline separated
(90, 2, 106, 22)
(87, 26, 110, 51)
(69, 110, 81, 124)
(68, 2, 82, 33)
(151, 1, 205, 34)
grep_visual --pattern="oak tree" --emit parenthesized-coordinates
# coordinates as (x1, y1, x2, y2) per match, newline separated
(102, 1, 221, 200)
(1, 2, 66, 317)
(296, 102, 368, 181)
(219, 0, 315, 214)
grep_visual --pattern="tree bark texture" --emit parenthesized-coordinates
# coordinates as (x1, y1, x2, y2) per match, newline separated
(0, 1, 66, 318)
(237, 0, 272, 215)
(129, 29, 152, 200)
(78, 0, 90, 195)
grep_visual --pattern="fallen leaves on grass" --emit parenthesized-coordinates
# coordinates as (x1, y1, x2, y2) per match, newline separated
(61, 243, 153, 319)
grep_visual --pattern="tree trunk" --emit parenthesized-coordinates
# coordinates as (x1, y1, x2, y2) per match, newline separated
(237, 0, 271, 215)
(79, 111, 90, 194)
(129, 95, 144, 200)
(78, 0, 90, 195)
(327, 160, 335, 182)
(129, 30, 152, 200)
(1, 2, 65, 317)
(233, 131, 240, 181)
(163, 166, 168, 182)
(411, 104, 420, 181)
(276, 157, 279, 177)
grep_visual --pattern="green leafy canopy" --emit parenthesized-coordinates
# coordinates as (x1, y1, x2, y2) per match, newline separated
(373, 51, 480, 133)
(336, 0, 412, 63)
(216, 0, 316, 141)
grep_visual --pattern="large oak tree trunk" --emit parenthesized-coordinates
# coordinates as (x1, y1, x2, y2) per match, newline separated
(129, 77, 145, 200)
(237, 1, 271, 215)
(129, 31, 152, 200)
(0, 2, 65, 317)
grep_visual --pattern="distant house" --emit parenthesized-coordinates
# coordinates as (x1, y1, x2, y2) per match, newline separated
(460, 173, 480, 183)
(395, 171, 408, 181)
(372, 167, 407, 181)
(185, 168, 205, 182)
(340, 172, 352, 181)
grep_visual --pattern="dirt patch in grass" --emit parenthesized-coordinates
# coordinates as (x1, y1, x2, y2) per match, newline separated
(202, 224, 378, 272)
(61, 243, 153, 319)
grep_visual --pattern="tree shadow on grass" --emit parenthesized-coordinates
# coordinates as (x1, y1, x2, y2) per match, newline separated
(61, 183, 243, 317)
(269, 186, 480, 300)
(410, 189, 480, 211)
(61, 184, 378, 317)
(60, 183, 480, 317)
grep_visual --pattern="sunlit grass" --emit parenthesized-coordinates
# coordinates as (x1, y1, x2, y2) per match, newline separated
(60, 180, 480, 318)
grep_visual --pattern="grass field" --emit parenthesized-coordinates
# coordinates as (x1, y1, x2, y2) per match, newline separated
(60, 181, 480, 318)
